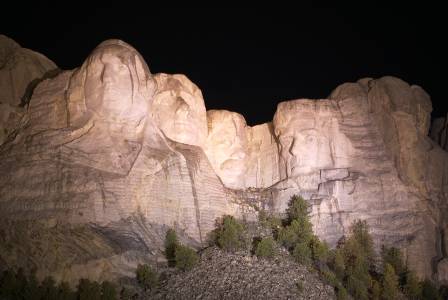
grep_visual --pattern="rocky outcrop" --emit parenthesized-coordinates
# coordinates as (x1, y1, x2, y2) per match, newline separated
(431, 114, 448, 151)
(154, 247, 335, 300)
(0, 35, 58, 145)
(0, 37, 447, 284)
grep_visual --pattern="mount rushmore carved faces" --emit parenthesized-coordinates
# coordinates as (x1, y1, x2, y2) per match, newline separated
(273, 100, 336, 179)
(206, 110, 249, 189)
(68, 39, 154, 134)
(150, 74, 207, 147)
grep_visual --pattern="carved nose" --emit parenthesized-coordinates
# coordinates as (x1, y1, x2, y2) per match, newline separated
(101, 65, 115, 85)
(230, 149, 245, 160)
(175, 99, 190, 118)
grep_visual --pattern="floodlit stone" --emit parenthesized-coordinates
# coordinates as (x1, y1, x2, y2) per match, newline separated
(205, 110, 249, 189)
(151, 73, 207, 147)
(0, 38, 447, 284)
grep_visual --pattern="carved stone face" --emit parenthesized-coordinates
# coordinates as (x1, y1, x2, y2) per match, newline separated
(151, 74, 207, 147)
(82, 41, 153, 127)
(206, 110, 248, 189)
(274, 100, 334, 178)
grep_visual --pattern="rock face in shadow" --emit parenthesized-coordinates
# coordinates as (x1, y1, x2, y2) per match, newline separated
(431, 114, 448, 151)
(0, 35, 58, 145)
(0, 36, 447, 284)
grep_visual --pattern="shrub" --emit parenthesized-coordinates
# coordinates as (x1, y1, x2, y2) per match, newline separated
(310, 236, 329, 265)
(101, 281, 118, 300)
(346, 274, 369, 300)
(57, 281, 76, 300)
(277, 219, 301, 250)
(370, 279, 381, 300)
(322, 270, 340, 288)
(135, 264, 158, 291)
(175, 244, 199, 271)
(337, 286, 348, 300)
(404, 270, 421, 300)
(77, 278, 101, 300)
(350, 220, 374, 264)
(381, 263, 400, 300)
(381, 246, 405, 279)
(0, 269, 19, 299)
(286, 194, 309, 223)
(330, 248, 345, 281)
(259, 210, 282, 235)
(40, 276, 59, 300)
(255, 236, 276, 259)
(215, 215, 245, 252)
(292, 240, 312, 265)
(120, 287, 136, 300)
(165, 228, 178, 267)
(421, 280, 442, 300)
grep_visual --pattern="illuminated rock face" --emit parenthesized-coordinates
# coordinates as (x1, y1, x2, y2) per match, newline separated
(0, 39, 242, 284)
(0, 37, 447, 284)
(151, 73, 207, 147)
(205, 110, 249, 189)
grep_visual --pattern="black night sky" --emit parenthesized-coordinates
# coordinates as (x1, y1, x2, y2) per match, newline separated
(2, 4, 447, 125)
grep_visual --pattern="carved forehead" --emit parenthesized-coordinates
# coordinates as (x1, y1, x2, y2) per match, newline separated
(208, 110, 247, 130)
(85, 40, 150, 76)
(153, 74, 205, 110)
(273, 99, 336, 134)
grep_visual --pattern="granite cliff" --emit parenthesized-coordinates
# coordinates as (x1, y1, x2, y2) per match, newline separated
(0, 36, 447, 285)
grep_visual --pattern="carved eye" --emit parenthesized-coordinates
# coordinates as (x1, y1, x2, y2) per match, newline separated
(305, 135, 316, 144)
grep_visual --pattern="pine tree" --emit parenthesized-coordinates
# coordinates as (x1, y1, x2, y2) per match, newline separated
(293, 240, 312, 265)
(404, 271, 421, 300)
(255, 236, 276, 259)
(332, 249, 345, 281)
(371, 279, 381, 300)
(175, 244, 199, 271)
(381, 263, 400, 300)
(58, 281, 76, 300)
(40, 276, 59, 300)
(216, 215, 245, 252)
(286, 195, 309, 223)
(381, 246, 405, 280)
(135, 264, 158, 292)
(165, 228, 178, 267)
(351, 220, 374, 264)
(101, 281, 118, 300)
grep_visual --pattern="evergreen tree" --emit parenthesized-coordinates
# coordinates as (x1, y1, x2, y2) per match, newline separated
(165, 228, 178, 267)
(175, 244, 199, 271)
(371, 279, 381, 300)
(337, 286, 348, 300)
(331, 248, 345, 281)
(421, 280, 442, 300)
(404, 271, 421, 300)
(77, 278, 101, 300)
(350, 220, 374, 265)
(286, 195, 309, 223)
(101, 281, 118, 300)
(293, 240, 312, 265)
(58, 281, 76, 300)
(135, 264, 158, 292)
(381, 263, 400, 300)
(255, 236, 276, 259)
(216, 215, 245, 252)
(0, 269, 18, 299)
(40, 276, 59, 300)
(310, 236, 329, 265)
(381, 246, 406, 280)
